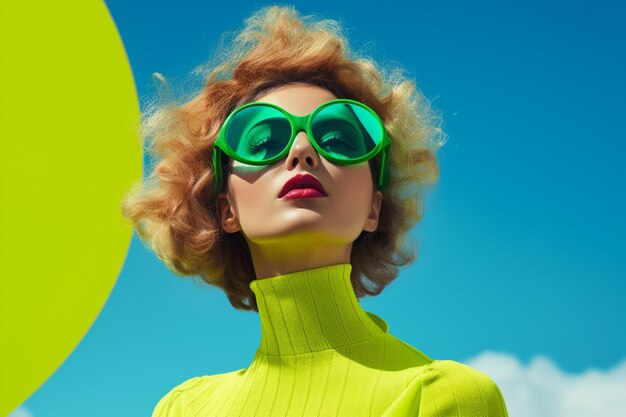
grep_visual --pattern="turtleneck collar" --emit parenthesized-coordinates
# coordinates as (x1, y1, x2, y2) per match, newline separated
(249, 263, 386, 357)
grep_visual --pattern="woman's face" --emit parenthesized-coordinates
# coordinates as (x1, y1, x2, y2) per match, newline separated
(218, 82, 383, 277)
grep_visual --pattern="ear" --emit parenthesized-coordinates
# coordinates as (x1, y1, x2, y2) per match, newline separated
(218, 192, 241, 233)
(363, 190, 383, 232)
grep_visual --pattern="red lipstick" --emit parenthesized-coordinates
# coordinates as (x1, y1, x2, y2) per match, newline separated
(278, 173, 327, 199)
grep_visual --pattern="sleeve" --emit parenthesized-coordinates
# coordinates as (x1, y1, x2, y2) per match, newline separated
(418, 360, 509, 417)
(151, 388, 186, 417)
(151, 377, 204, 417)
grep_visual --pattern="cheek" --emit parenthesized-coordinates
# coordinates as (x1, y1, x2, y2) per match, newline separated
(228, 179, 260, 210)
(227, 174, 276, 227)
(226, 162, 275, 202)
(332, 164, 374, 207)
(338, 161, 373, 187)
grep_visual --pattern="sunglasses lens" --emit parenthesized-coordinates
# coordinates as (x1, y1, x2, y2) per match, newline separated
(311, 103, 382, 161)
(224, 105, 291, 162)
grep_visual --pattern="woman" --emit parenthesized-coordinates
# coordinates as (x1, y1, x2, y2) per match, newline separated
(121, 5, 509, 417)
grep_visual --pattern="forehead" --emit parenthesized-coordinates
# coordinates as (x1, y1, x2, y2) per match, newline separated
(255, 83, 338, 116)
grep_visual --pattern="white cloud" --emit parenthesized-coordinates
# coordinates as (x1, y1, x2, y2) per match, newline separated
(8, 406, 34, 417)
(465, 351, 626, 417)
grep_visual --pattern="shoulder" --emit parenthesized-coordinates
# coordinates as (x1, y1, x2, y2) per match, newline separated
(419, 359, 509, 417)
(151, 373, 232, 417)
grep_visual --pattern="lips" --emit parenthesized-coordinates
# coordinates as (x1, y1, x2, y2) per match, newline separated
(278, 173, 327, 198)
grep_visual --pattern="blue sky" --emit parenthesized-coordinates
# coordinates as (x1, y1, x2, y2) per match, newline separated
(15, 1, 625, 416)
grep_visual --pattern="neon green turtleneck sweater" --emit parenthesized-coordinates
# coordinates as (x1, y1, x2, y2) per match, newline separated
(152, 264, 509, 416)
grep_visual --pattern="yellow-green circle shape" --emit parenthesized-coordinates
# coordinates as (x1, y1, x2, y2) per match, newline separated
(0, 1, 141, 415)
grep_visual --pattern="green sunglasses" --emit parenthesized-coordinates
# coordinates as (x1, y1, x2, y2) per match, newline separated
(212, 98, 391, 193)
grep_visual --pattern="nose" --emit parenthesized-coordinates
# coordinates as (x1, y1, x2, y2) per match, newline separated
(283, 130, 320, 170)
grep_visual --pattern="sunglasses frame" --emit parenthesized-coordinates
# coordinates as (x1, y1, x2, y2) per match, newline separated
(212, 98, 391, 193)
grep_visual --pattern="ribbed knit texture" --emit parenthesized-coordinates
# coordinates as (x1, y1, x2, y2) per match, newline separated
(152, 263, 509, 417)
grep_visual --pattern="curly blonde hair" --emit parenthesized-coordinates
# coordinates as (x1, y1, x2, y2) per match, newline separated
(121, 5, 446, 312)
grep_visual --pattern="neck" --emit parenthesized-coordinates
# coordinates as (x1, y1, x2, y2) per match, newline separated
(249, 263, 384, 357)
(246, 237, 353, 279)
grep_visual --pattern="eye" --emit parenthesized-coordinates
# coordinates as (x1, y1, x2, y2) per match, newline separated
(247, 135, 282, 154)
(313, 119, 364, 152)
(242, 118, 291, 159)
(320, 131, 358, 150)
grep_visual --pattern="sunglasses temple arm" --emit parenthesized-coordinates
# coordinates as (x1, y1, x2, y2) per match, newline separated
(379, 146, 390, 191)
(213, 147, 223, 193)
